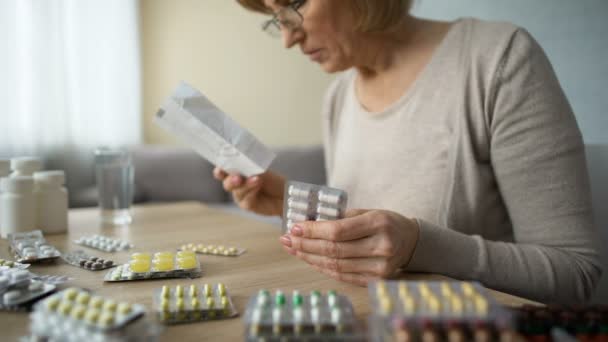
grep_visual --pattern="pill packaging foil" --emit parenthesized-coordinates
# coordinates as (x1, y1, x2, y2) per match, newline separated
(179, 243, 246, 257)
(281, 181, 348, 233)
(74, 234, 134, 253)
(30, 288, 147, 341)
(243, 290, 361, 341)
(0, 258, 30, 270)
(9, 230, 61, 263)
(62, 250, 116, 271)
(367, 281, 513, 342)
(104, 257, 202, 282)
(153, 284, 238, 324)
(0, 269, 56, 310)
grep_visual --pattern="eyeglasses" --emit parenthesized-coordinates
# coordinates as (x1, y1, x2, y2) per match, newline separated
(261, 0, 306, 38)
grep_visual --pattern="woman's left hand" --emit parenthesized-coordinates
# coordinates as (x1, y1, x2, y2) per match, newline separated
(279, 209, 420, 286)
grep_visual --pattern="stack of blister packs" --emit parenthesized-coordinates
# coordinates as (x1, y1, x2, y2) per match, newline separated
(0, 268, 56, 311)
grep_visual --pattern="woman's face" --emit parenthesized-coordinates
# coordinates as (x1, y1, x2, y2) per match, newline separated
(263, 0, 360, 73)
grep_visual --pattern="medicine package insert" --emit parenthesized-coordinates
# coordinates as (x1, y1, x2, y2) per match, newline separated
(74, 234, 134, 253)
(153, 283, 238, 324)
(8, 230, 61, 263)
(179, 243, 246, 257)
(282, 181, 348, 233)
(33, 288, 145, 332)
(104, 251, 202, 282)
(243, 289, 360, 340)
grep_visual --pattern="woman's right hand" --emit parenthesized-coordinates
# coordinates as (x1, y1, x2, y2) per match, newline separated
(213, 168, 286, 216)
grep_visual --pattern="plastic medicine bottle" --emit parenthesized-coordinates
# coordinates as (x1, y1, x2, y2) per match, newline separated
(10, 157, 42, 177)
(34, 170, 68, 234)
(0, 160, 10, 238)
(0, 176, 36, 238)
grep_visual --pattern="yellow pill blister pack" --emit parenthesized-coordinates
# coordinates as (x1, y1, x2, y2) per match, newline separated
(179, 243, 246, 257)
(104, 251, 202, 282)
(153, 283, 238, 324)
(30, 288, 147, 341)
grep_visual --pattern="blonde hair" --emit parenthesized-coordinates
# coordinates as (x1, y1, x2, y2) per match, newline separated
(236, 0, 413, 32)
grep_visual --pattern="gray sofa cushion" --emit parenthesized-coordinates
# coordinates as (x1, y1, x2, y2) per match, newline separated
(131, 145, 228, 203)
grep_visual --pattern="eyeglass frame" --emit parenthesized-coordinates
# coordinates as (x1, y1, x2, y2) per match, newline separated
(261, 0, 307, 37)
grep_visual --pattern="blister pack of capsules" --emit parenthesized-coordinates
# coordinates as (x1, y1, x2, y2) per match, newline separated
(62, 251, 116, 271)
(9, 230, 61, 263)
(179, 243, 245, 257)
(0, 268, 56, 310)
(282, 181, 348, 233)
(243, 289, 361, 341)
(153, 283, 238, 324)
(368, 281, 514, 342)
(105, 251, 202, 282)
(75, 234, 133, 252)
(0, 258, 29, 269)
(29, 287, 149, 342)
(512, 304, 608, 340)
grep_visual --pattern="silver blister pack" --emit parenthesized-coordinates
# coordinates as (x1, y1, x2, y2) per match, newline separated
(62, 250, 116, 271)
(8, 230, 61, 263)
(74, 234, 134, 253)
(104, 251, 202, 282)
(282, 181, 348, 233)
(178, 243, 246, 257)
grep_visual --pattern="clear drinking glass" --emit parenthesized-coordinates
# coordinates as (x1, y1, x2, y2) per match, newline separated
(94, 147, 134, 225)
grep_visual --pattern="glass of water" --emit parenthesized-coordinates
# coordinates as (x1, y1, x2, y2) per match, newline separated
(94, 147, 134, 225)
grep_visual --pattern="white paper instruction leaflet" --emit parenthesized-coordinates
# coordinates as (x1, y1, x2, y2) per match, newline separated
(155, 82, 276, 177)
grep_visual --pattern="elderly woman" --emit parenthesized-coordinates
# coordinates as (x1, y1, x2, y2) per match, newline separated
(214, 0, 602, 304)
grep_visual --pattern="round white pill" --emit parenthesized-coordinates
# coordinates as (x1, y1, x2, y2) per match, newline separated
(22, 247, 36, 254)
(287, 210, 307, 222)
(29, 281, 44, 292)
(3, 290, 22, 304)
(120, 241, 129, 249)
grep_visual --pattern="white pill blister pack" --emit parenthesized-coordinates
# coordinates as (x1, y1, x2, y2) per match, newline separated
(0, 268, 56, 310)
(179, 243, 246, 257)
(9, 230, 61, 263)
(282, 181, 348, 233)
(153, 283, 238, 324)
(75, 234, 134, 253)
(30, 288, 147, 341)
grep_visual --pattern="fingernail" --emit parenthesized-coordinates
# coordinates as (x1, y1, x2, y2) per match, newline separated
(291, 225, 303, 236)
(279, 235, 292, 247)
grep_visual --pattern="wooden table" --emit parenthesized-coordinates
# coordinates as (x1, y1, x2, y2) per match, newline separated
(0, 202, 536, 341)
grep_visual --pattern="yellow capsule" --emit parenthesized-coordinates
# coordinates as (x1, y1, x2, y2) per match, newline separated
(64, 288, 78, 300)
(419, 283, 431, 297)
(46, 297, 61, 311)
(154, 259, 174, 271)
(474, 295, 488, 316)
(380, 297, 392, 315)
(175, 285, 184, 298)
(206, 297, 215, 309)
(161, 285, 170, 298)
(217, 283, 226, 296)
(189, 284, 198, 297)
(76, 292, 90, 305)
(441, 282, 453, 297)
(129, 260, 150, 273)
(99, 313, 114, 327)
(191, 297, 200, 309)
(427, 295, 441, 314)
(177, 250, 195, 258)
(90, 296, 104, 309)
(461, 282, 475, 297)
(177, 257, 197, 269)
(402, 296, 416, 313)
(176, 298, 185, 311)
(154, 251, 174, 259)
(117, 302, 131, 315)
(71, 306, 86, 320)
(203, 284, 211, 297)
(85, 309, 100, 324)
(376, 281, 388, 298)
(103, 300, 117, 312)
(58, 302, 72, 316)
(398, 283, 408, 299)
(160, 298, 170, 312)
(131, 253, 151, 261)
(220, 296, 228, 309)
(451, 295, 463, 314)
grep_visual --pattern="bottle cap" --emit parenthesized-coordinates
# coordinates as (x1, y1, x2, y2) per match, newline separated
(2, 176, 35, 193)
(34, 170, 66, 187)
(10, 157, 43, 174)
(0, 160, 10, 175)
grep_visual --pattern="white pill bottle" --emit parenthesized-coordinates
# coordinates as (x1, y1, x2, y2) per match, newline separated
(0, 160, 11, 238)
(34, 170, 68, 234)
(0, 176, 36, 238)
(10, 157, 43, 177)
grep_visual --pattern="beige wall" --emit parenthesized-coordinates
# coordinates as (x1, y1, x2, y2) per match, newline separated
(140, 0, 333, 147)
